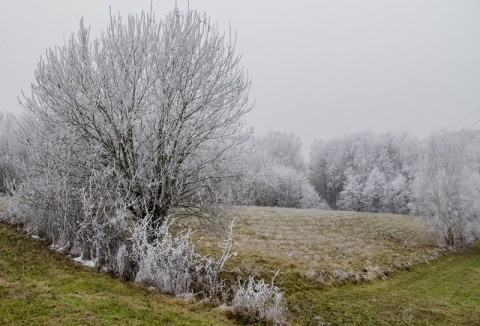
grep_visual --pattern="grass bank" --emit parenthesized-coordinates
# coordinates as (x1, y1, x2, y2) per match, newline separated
(0, 222, 233, 325)
(210, 206, 480, 324)
(286, 243, 480, 325)
(2, 201, 480, 325)
(218, 206, 442, 284)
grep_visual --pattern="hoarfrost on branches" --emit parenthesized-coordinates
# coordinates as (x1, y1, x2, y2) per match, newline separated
(412, 131, 480, 248)
(5, 6, 258, 303)
(19, 7, 253, 231)
(245, 132, 329, 210)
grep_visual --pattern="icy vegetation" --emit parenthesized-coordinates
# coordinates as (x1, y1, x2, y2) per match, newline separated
(0, 7, 286, 325)
(310, 130, 480, 248)
(1, 4, 480, 326)
(231, 274, 287, 325)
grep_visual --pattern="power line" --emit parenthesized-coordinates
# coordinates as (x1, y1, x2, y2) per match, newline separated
(419, 107, 480, 144)
(436, 118, 480, 145)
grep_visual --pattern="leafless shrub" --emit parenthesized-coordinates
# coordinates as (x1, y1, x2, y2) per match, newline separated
(75, 169, 135, 273)
(132, 217, 198, 295)
(132, 216, 235, 302)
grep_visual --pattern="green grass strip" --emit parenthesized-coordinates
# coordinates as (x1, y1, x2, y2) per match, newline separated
(287, 243, 480, 325)
(0, 223, 233, 326)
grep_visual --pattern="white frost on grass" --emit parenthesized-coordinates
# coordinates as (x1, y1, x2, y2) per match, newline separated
(73, 256, 96, 268)
(30, 234, 46, 241)
(49, 244, 68, 253)
(47, 243, 96, 268)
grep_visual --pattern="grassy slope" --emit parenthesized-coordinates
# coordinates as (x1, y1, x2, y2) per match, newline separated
(221, 206, 441, 284)
(0, 222, 234, 325)
(2, 201, 480, 325)
(222, 207, 480, 325)
(289, 244, 480, 325)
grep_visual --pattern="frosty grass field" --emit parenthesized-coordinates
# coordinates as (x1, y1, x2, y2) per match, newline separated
(1, 200, 480, 325)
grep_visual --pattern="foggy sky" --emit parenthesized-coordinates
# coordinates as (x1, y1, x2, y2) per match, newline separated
(2, 0, 480, 157)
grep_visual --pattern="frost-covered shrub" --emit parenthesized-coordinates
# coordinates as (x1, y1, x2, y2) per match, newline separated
(12, 173, 84, 247)
(5, 160, 134, 275)
(231, 274, 287, 325)
(132, 219, 199, 295)
(76, 174, 132, 273)
(132, 216, 235, 301)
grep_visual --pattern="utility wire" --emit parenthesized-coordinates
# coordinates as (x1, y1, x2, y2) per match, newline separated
(436, 118, 480, 145)
(419, 107, 480, 144)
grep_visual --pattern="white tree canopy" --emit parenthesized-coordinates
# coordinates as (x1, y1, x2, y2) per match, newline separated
(20, 8, 253, 228)
(310, 131, 417, 213)
(413, 131, 480, 247)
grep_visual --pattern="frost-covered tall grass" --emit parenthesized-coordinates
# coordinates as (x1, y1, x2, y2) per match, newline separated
(231, 273, 287, 325)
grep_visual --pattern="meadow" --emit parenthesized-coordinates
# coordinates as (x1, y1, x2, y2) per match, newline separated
(223, 206, 441, 283)
(1, 201, 480, 325)
(218, 207, 480, 325)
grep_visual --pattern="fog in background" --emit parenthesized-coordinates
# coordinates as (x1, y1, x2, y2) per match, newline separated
(2, 0, 480, 157)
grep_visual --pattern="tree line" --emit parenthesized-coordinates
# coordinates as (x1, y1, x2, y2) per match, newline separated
(310, 129, 480, 248)
(3, 105, 480, 250)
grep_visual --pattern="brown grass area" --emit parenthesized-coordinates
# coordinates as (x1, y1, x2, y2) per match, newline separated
(202, 206, 442, 284)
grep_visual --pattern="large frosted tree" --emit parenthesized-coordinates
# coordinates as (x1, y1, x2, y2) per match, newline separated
(413, 131, 480, 247)
(19, 8, 252, 230)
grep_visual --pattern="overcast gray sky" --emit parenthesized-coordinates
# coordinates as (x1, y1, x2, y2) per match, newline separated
(2, 0, 480, 157)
